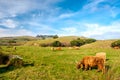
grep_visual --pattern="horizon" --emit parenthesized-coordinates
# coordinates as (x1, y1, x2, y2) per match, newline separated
(0, 0, 120, 40)
(0, 35, 119, 40)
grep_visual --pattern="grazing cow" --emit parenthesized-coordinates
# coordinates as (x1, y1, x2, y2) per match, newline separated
(114, 46, 119, 49)
(68, 46, 79, 50)
(51, 47, 62, 51)
(77, 56, 105, 73)
(73, 46, 79, 50)
(95, 52, 106, 62)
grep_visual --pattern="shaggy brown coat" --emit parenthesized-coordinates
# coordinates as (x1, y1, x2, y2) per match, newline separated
(95, 52, 106, 62)
(77, 56, 105, 73)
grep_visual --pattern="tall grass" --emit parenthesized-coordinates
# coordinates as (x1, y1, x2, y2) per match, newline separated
(0, 46, 120, 80)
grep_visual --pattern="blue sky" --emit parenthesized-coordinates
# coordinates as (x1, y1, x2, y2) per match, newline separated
(0, 0, 120, 39)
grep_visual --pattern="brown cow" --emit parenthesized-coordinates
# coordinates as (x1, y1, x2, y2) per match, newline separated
(77, 56, 105, 73)
(68, 46, 79, 50)
(51, 47, 62, 51)
(73, 46, 79, 50)
(114, 46, 119, 49)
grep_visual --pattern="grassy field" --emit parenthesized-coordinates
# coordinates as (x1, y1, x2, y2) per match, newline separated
(0, 45, 120, 80)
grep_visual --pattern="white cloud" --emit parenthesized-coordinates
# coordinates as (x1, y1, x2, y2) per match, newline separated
(62, 27, 77, 33)
(54, 27, 78, 36)
(83, 0, 104, 12)
(0, 19, 17, 28)
(82, 0, 120, 18)
(28, 21, 52, 30)
(58, 12, 76, 19)
(0, 0, 61, 18)
(81, 22, 120, 39)
(0, 28, 35, 37)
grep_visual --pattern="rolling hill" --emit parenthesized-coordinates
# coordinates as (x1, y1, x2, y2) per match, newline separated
(0, 36, 119, 49)
(81, 40, 117, 49)
(24, 36, 86, 46)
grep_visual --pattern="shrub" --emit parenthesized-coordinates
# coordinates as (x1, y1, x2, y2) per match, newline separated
(85, 38, 96, 44)
(78, 39, 85, 46)
(70, 40, 79, 46)
(51, 41, 62, 47)
(8, 40, 16, 43)
(111, 40, 120, 48)
(70, 39, 85, 47)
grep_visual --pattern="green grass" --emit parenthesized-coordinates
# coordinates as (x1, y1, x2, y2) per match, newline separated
(0, 46, 120, 80)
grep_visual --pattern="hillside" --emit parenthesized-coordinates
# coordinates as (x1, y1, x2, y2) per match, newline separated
(0, 36, 38, 46)
(0, 36, 118, 48)
(24, 36, 86, 46)
(81, 40, 117, 49)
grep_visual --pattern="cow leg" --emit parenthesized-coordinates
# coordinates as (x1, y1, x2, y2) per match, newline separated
(84, 64, 88, 70)
(97, 64, 104, 72)
(89, 66, 92, 70)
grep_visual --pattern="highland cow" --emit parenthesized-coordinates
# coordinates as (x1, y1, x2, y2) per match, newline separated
(77, 56, 105, 73)
(114, 46, 119, 49)
(51, 47, 62, 51)
(73, 46, 79, 50)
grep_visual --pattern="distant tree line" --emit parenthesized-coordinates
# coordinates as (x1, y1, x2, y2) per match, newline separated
(36, 35, 58, 39)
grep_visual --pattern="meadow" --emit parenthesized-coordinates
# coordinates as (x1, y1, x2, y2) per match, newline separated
(0, 45, 120, 80)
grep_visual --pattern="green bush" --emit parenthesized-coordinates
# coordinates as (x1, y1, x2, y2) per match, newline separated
(85, 38, 96, 44)
(8, 40, 16, 43)
(70, 39, 85, 47)
(111, 40, 120, 48)
(70, 38, 96, 47)
(51, 41, 62, 47)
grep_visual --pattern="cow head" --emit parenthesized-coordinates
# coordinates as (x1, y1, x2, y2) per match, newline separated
(76, 62, 83, 69)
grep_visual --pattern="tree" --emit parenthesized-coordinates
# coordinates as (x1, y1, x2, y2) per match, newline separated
(70, 39, 85, 47)
(85, 38, 96, 44)
(52, 41, 62, 47)
(111, 40, 120, 48)
(53, 35, 58, 39)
